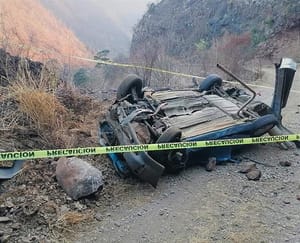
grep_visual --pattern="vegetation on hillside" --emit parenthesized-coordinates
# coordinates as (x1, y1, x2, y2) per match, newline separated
(0, 0, 90, 65)
(130, 0, 300, 84)
(0, 50, 105, 151)
(132, 0, 300, 58)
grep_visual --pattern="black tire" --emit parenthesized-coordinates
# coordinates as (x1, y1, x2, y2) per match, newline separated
(199, 74, 222, 92)
(157, 127, 182, 143)
(117, 74, 143, 102)
(150, 127, 187, 173)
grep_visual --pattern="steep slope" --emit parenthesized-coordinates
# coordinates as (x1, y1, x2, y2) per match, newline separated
(131, 0, 300, 59)
(40, 0, 132, 56)
(0, 0, 90, 64)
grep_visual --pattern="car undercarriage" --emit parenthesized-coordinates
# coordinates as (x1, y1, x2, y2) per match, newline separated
(99, 58, 298, 187)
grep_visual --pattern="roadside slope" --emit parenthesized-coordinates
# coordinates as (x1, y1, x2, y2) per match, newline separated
(0, 0, 90, 64)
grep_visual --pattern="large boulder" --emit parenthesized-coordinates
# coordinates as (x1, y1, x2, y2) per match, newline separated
(56, 157, 103, 200)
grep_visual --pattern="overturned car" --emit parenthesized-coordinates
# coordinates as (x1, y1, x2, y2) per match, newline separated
(99, 58, 298, 187)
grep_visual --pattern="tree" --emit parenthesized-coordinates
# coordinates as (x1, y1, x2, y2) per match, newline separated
(94, 49, 111, 68)
(216, 32, 252, 74)
(130, 40, 160, 86)
(73, 68, 89, 86)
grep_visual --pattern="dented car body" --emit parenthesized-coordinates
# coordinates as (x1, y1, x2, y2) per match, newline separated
(99, 58, 298, 187)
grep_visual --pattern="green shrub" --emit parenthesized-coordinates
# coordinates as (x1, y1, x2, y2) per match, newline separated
(251, 28, 266, 47)
(195, 39, 208, 51)
(73, 68, 89, 86)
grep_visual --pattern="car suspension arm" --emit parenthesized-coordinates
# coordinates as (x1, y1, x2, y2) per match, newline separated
(217, 64, 257, 118)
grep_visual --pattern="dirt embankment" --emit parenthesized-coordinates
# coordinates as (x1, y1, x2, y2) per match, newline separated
(0, 50, 114, 242)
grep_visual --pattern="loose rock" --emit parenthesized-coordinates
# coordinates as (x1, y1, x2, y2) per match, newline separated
(56, 157, 103, 200)
(1, 235, 11, 243)
(0, 217, 11, 223)
(279, 161, 292, 167)
(239, 162, 257, 173)
(114, 222, 121, 227)
(11, 223, 21, 230)
(94, 213, 103, 221)
(205, 157, 216, 172)
(246, 169, 262, 181)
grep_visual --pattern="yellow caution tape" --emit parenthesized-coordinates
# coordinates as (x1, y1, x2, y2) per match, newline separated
(74, 56, 203, 79)
(0, 134, 299, 161)
(4, 41, 300, 93)
(73, 56, 300, 94)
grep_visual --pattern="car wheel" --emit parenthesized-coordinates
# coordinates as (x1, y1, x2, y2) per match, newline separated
(199, 74, 222, 92)
(117, 74, 143, 102)
(150, 127, 187, 173)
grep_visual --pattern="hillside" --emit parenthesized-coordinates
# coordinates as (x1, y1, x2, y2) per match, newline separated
(0, 0, 90, 64)
(131, 0, 300, 60)
(40, 0, 148, 56)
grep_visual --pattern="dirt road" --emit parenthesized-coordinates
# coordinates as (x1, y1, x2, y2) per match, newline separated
(70, 66, 300, 243)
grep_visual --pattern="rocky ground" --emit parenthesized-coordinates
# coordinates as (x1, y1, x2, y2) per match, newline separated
(0, 65, 299, 242)
(72, 65, 300, 243)
(74, 146, 300, 243)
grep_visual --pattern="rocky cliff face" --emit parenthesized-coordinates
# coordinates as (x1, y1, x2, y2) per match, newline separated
(131, 0, 300, 58)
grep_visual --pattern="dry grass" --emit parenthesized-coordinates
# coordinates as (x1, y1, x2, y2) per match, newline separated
(0, 85, 21, 130)
(6, 63, 73, 148)
(57, 211, 93, 226)
(13, 87, 66, 130)
(2, 57, 63, 118)
(0, 58, 105, 150)
(9, 73, 71, 148)
(8, 77, 102, 148)
(47, 210, 94, 240)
